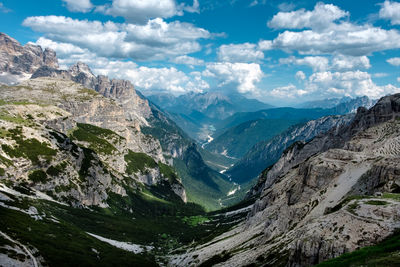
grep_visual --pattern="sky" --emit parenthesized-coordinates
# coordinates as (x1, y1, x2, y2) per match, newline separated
(1, 0, 400, 105)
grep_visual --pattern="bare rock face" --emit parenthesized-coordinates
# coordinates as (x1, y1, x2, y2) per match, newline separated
(171, 94, 400, 267)
(0, 32, 58, 84)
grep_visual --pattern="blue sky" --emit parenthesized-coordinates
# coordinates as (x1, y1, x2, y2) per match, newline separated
(1, 0, 400, 105)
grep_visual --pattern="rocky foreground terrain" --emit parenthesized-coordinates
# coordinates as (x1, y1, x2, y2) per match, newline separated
(171, 94, 400, 266)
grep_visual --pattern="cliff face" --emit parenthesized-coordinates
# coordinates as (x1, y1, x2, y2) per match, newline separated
(0, 78, 187, 205)
(171, 94, 400, 266)
(0, 33, 58, 84)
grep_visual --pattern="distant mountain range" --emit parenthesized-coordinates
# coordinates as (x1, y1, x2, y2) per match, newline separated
(204, 97, 373, 160)
(148, 92, 273, 141)
(298, 96, 376, 111)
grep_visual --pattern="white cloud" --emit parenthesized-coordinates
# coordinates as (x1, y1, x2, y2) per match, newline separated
(331, 55, 370, 71)
(268, 3, 348, 30)
(270, 84, 307, 98)
(387, 57, 400, 66)
(203, 62, 263, 94)
(258, 40, 272, 51)
(280, 56, 329, 71)
(379, 1, 400, 25)
(306, 71, 399, 99)
(62, 0, 93, 13)
(218, 43, 264, 62)
(270, 71, 400, 100)
(35, 37, 85, 56)
(281, 55, 370, 72)
(278, 2, 296, 12)
(97, 0, 199, 25)
(98, 0, 177, 25)
(373, 73, 389, 78)
(398, 77, 400, 82)
(264, 3, 400, 56)
(171, 55, 204, 66)
(295, 70, 306, 80)
(270, 23, 400, 56)
(0, 2, 11, 13)
(23, 16, 210, 61)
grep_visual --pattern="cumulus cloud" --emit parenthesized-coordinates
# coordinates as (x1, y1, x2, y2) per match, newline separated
(268, 2, 348, 30)
(203, 62, 263, 94)
(270, 84, 307, 98)
(258, 40, 273, 51)
(306, 71, 399, 99)
(217, 43, 264, 63)
(264, 3, 400, 56)
(62, 0, 93, 13)
(171, 55, 204, 66)
(379, 1, 400, 25)
(97, 0, 199, 25)
(23, 16, 210, 61)
(295, 70, 306, 80)
(280, 55, 370, 72)
(280, 56, 329, 72)
(331, 55, 371, 71)
(271, 71, 400, 100)
(35, 37, 85, 57)
(387, 57, 400, 66)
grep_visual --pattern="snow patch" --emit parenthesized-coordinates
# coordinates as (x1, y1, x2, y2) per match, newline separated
(87, 233, 153, 254)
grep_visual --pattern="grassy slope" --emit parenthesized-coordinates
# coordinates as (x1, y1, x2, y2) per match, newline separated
(316, 230, 400, 267)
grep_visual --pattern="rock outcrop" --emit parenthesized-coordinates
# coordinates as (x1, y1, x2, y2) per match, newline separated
(171, 94, 400, 266)
(0, 33, 58, 84)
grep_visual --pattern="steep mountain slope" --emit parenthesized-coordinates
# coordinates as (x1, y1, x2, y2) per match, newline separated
(204, 118, 304, 159)
(0, 78, 186, 204)
(148, 92, 273, 141)
(226, 115, 354, 183)
(171, 94, 400, 266)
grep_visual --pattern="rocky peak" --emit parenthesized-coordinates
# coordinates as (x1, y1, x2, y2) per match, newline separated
(43, 48, 59, 69)
(0, 32, 59, 82)
(69, 62, 94, 78)
(96, 77, 136, 100)
(0, 32, 23, 55)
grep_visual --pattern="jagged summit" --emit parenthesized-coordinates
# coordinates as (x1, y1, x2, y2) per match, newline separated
(0, 32, 58, 84)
